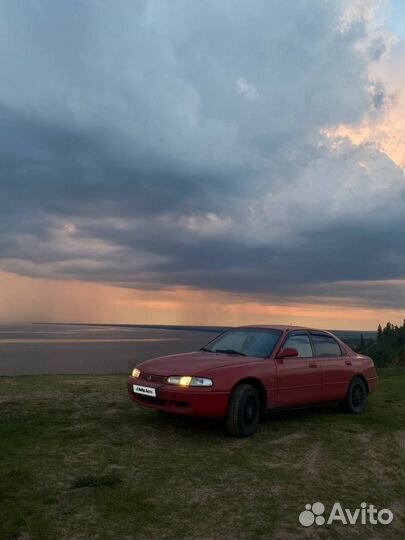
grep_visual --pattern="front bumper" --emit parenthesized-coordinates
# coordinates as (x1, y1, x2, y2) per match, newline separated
(127, 377, 229, 419)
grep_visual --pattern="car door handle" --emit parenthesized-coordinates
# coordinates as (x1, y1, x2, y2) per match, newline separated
(345, 360, 352, 365)
(309, 362, 318, 368)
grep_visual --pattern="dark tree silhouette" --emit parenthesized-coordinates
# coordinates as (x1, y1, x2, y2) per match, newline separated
(358, 321, 405, 367)
(377, 324, 383, 342)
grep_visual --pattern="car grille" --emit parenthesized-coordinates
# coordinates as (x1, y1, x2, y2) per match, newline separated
(139, 372, 166, 383)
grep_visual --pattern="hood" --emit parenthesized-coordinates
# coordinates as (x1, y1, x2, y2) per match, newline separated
(138, 351, 251, 376)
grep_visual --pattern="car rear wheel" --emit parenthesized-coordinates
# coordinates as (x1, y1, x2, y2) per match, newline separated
(342, 376, 368, 414)
(226, 383, 260, 437)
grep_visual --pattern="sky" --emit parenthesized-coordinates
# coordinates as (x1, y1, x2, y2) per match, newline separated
(0, 0, 403, 329)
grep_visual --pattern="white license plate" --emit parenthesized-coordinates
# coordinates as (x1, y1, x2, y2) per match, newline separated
(133, 384, 156, 397)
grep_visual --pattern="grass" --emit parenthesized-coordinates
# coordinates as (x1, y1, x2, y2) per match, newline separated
(0, 369, 404, 540)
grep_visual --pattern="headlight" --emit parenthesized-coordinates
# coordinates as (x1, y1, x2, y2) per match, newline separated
(167, 376, 213, 387)
(132, 368, 141, 378)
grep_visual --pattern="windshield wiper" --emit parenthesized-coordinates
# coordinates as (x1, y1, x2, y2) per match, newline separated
(215, 348, 246, 356)
(200, 347, 213, 352)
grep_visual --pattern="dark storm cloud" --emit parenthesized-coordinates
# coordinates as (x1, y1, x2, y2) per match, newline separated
(0, 0, 403, 309)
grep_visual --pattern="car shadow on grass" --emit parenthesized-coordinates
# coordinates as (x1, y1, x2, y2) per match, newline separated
(154, 411, 227, 438)
(129, 403, 345, 440)
(263, 402, 342, 424)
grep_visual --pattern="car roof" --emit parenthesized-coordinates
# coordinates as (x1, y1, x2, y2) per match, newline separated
(237, 324, 330, 333)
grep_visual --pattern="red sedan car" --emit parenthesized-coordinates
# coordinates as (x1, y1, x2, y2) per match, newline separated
(127, 325, 378, 437)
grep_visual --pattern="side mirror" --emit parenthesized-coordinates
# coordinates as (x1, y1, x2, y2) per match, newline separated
(277, 347, 299, 359)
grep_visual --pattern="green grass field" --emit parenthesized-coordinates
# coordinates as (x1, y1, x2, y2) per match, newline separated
(1, 369, 404, 540)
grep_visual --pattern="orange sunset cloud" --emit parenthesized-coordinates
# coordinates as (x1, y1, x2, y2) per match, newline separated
(0, 271, 402, 330)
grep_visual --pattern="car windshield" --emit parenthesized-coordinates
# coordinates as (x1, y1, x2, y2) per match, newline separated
(202, 329, 282, 359)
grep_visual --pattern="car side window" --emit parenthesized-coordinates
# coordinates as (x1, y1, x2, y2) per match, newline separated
(282, 333, 313, 358)
(311, 334, 342, 357)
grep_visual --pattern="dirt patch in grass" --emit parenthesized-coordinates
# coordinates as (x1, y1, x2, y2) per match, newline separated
(268, 432, 307, 445)
(394, 430, 405, 451)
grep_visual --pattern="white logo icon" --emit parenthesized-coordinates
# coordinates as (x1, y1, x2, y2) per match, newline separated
(299, 502, 325, 526)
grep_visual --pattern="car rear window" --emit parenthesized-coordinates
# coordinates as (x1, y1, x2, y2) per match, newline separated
(311, 334, 342, 357)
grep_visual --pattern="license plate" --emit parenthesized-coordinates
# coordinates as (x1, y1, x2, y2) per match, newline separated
(133, 384, 156, 397)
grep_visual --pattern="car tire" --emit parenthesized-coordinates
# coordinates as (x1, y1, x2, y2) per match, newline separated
(226, 384, 260, 438)
(342, 376, 368, 414)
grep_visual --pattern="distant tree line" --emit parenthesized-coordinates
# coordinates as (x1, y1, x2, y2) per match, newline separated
(355, 321, 405, 367)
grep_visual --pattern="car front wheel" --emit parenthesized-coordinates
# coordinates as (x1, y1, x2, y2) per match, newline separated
(342, 376, 368, 414)
(226, 383, 260, 437)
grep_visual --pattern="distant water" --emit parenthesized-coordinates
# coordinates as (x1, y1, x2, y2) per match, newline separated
(0, 323, 220, 375)
(0, 323, 375, 376)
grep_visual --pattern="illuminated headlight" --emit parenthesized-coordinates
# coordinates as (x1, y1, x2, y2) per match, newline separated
(132, 368, 141, 378)
(167, 376, 213, 387)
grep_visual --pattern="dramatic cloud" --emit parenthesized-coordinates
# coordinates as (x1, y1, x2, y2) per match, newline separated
(0, 0, 403, 313)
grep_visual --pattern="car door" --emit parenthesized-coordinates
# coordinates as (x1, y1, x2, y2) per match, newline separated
(275, 331, 322, 407)
(310, 332, 354, 402)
